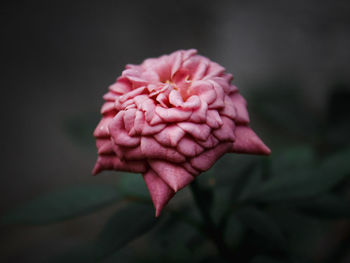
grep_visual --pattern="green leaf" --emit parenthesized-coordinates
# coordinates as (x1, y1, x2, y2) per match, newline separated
(243, 149, 350, 203)
(249, 84, 318, 138)
(214, 155, 259, 188)
(319, 149, 350, 178)
(270, 146, 315, 177)
(118, 172, 150, 199)
(251, 255, 287, 263)
(292, 194, 350, 218)
(54, 203, 157, 263)
(237, 167, 263, 202)
(63, 111, 100, 148)
(236, 207, 287, 249)
(1, 184, 121, 225)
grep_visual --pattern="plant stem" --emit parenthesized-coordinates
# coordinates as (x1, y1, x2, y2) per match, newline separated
(190, 180, 234, 262)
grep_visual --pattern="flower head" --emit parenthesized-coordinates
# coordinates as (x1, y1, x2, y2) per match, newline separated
(93, 49, 270, 216)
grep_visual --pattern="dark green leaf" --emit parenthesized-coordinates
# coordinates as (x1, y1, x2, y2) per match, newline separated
(243, 149, 350, 203)
(292, 194, 350, 218)
(1, 184, 121, 225)
(237, 167, 263, 202)
(224, 214, 245, 248)
(214, 155, 259, 188)
(318, 149, 350, 178)
(236, 207, 287, 249)
(270, 146, 315, 177)
(54, 203, 157, 263)
(251, 255, 287, 263)
(63, 112, 100, 148)
(118, 172, 150, 199)
(250, 84, 318, 137)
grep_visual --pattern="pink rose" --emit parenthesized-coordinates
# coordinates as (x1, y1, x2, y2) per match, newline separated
(93, 49, 270, 216)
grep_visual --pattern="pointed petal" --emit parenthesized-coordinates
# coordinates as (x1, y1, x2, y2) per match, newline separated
(148, 160, 194, 192)
(231, 126, 271, 155)
(92, 155, 147, 174)
(190, 142, 232, 172)
(143, 170, 175, 217)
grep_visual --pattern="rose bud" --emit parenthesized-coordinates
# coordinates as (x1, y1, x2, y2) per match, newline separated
(93, 49, 270, 217)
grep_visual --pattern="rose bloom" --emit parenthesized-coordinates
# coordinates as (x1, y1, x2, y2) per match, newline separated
(93, 49, 270, 216)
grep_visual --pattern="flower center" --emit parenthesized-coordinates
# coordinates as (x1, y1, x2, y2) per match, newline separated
(164, 75, 192, 100)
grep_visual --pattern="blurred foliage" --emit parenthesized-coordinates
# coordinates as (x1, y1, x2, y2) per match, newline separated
(2, 83, 350, 263)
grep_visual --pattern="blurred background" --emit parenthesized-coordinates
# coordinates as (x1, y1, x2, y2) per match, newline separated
(1, 0, 350, 262)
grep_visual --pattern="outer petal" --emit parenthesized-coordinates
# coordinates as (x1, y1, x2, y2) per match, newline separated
(149, 160, 194, 192)
(231, 126, 271, 155)
(230, 93, 250, 124)
(108, 112, 141, 147)
(140, 137, 186, 163)
(92, 155, 147, 174)
(94, 116, 113, 138)
(190, 142, 232, 172)
(143, 169, 175, 217)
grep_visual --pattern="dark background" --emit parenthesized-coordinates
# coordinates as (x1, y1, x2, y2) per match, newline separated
(1, 0, 350, 262)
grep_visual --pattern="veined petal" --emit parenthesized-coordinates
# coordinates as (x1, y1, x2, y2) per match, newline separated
(231, 125, 271, 155)
(143, 170, 175, 217)
(149, 160, 194, 192)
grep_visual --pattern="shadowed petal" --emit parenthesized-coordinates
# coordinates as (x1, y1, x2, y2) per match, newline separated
(141, 137, 186, 163)
(143, 169, 175, 217)
(190, 142, 232, 172)
(149, 160, 194, 192)
(92, 155, 147, 174)
(231, 126, 271, 155)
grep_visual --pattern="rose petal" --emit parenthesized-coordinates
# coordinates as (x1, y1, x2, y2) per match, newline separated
(206, 110, 223, 129)
(230, 93, 250, 124)
(196, 134, 219, 149)
(101, 102, 116, 115)
(93, 116, 113, 138)
(108, 112, 140, 147)
(220, 95, 237, 119)
(123, 108, 137, 134)
(213, 116, 236, 142)
(231, 126, 271, 155)
(183, 162, 200, 176)
(190, 142, 232, 172)
(190, 80, 216, 105)
(109, 79, 131, 94)
(154, 125, 186, 147)
(149, 160, 194, 192)
(141, 137, 186, 163)
(189, 100, 208, 123)
(97, 140, 114, 155)
(169, 89, 184, 107)
(177, 122, 211, 141)
(143, 169, 175, 217)
(93, 155, 147, 174)
(103, 92, 120, 102)
(177, 136, 204, 157)
(134, 110, 166, 135)
(156, 106, 192, 122)
(119, 86, 146, 103)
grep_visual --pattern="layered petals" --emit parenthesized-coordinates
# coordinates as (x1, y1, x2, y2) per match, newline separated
(93, 49, 270, 217)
